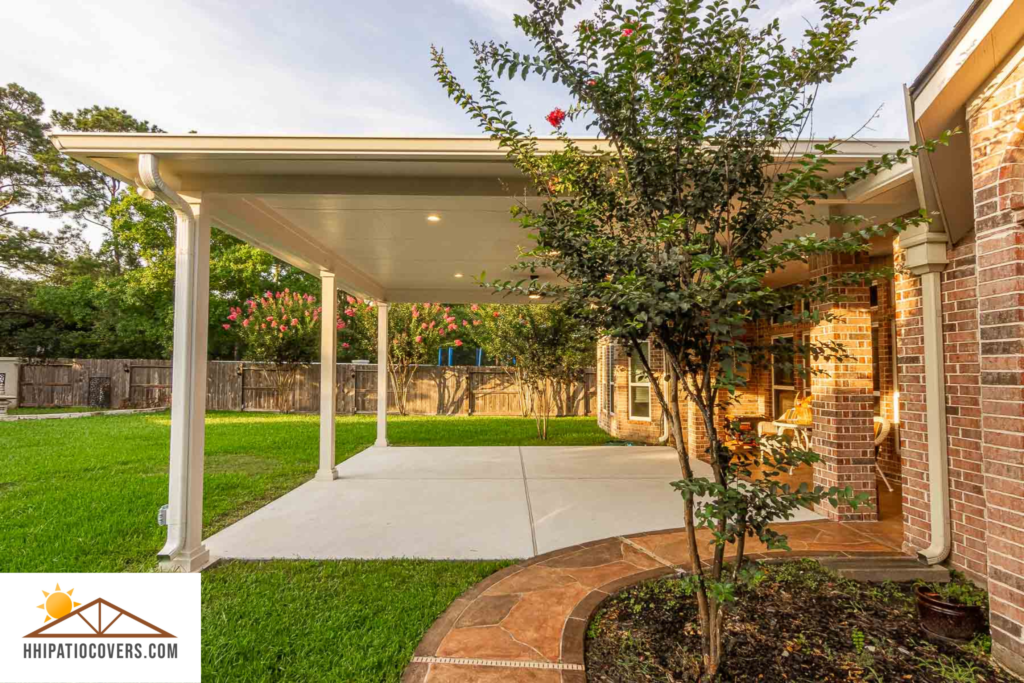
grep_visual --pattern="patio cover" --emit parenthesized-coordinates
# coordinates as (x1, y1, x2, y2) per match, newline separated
(49, 133, 917, 571)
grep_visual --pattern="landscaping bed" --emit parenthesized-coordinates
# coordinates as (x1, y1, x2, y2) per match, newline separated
(585, 559, 1011, 682)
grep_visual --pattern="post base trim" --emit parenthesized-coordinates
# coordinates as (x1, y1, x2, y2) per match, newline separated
(158, 545, 211, 573)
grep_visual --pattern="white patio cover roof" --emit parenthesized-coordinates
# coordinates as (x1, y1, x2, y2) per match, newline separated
(50, 134, 918, 301)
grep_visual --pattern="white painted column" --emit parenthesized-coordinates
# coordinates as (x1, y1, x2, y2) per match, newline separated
(375, 302, 389, 447)
(159, 201, 211, 573)
(316, 273, 339, 481)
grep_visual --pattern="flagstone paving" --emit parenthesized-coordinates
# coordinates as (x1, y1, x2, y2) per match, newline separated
(402, 519, 905, 683)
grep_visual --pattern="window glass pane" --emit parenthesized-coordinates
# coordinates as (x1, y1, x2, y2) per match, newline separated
(774, 389, 797, 419)
(607, 345, 615, 414)
(631, 385, 651, 418)
(871, 327, 881, 392)
(630, 342, 650, 383)
(773, 336, 795, 387)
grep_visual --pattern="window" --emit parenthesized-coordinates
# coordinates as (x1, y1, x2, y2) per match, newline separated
(605, 343, 615, 415)
(772, 335, 797, 418)
(872, 324, 881, 416)
(629, 341, 652, 420)
(869, 284, 879, 308)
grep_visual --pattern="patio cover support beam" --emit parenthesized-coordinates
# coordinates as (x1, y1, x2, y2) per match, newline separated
(317, 272, 339, 481)
(139, 154, 211, 573)
(376, 303, 389, 447)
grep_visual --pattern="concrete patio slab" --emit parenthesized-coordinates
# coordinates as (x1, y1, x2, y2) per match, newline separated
(334, 446, 523, 480)
(204, 445, 825, 562)
(205, 477, 534, 560)
(529, 478, 691, 553)
(520, 445, 681, 479)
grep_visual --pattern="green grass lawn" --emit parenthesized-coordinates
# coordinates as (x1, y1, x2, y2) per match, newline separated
(1, 411, 605, 682)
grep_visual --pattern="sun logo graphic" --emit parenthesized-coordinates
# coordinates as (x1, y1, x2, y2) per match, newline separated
(37, 584, 81, 623)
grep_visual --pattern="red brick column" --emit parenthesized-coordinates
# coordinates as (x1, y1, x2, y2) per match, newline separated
(809, 252, 878, 521)
(972, 107, 1024, 669)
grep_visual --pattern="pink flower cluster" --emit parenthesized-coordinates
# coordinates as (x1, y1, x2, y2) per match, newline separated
(222, 290, 344, 340)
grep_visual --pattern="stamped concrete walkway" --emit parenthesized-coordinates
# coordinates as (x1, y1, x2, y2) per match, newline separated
(402, 520, 905, 682)
(205, 445, 824, 561)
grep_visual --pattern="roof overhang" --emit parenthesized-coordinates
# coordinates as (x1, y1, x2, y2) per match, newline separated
(49, 134, 917, 300)
(907, 0, 1024, 244)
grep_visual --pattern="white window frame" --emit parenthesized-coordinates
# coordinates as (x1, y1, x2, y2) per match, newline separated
(871, 322, 882, 416)
(605, 343, 616, 416)
(628, 341, 652, 422)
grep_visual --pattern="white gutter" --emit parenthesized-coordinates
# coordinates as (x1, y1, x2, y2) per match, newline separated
(137, 154, 197, 564)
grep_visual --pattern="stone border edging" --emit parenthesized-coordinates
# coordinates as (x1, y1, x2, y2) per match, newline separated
(403, 523, 906, 683)
(0, 407, 168, 422)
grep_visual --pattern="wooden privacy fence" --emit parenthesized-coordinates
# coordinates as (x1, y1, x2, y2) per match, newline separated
(16, 360, 597, 417)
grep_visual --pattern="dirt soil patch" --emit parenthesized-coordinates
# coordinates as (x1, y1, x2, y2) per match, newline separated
(585, 559, 1012, 682)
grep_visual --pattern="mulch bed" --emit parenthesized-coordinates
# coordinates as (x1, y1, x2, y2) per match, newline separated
(585, 559, 1013, 682)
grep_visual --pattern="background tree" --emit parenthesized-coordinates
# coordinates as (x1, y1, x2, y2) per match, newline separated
(434, 0, 944, 674)
(477, 304, 595, 431)
(0, 82, 321, 359)
(223, 290, 335, 412)
(0, 83, 85, 277)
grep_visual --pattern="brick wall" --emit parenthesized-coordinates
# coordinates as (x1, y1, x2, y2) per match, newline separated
(967, 48, 1024, 670)
(596, 338, 665, 443)
(941, 230, 988, 582)
(894, 239, 932, 551)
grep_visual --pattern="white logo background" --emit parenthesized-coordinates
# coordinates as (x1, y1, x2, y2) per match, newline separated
(0, 573, 201, 683)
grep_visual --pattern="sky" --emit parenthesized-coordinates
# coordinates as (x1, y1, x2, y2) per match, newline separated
(6, 0, 971, 246)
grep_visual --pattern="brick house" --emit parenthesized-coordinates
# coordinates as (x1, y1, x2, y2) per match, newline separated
(597, 0, 1024, 675)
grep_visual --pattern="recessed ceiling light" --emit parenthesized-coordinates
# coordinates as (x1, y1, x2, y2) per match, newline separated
(426, 214, 441, 223)
(454, 273, 464, 278)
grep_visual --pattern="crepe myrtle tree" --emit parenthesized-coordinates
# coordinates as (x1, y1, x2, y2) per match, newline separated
(433, 0, 950, 675)
(225, 290, 356, 412)
(343, 300, 485, 415)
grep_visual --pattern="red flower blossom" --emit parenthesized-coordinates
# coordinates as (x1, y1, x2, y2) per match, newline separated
(587, 79, 596, 87)
(545, 108, 566, 128)
(415, 335, 423, 343)
(342, 342, 350, 349)
(222, 323, 231, 330)
(454, 339, 463, 347)
(621, 28, 634, 37)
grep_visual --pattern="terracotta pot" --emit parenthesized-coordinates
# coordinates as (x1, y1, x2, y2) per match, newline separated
(916, 586, 985, 643)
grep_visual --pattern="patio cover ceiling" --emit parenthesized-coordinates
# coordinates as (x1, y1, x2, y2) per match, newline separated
(50, 134, 918, 301)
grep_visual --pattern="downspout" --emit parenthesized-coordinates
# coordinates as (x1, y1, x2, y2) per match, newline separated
(903, 88, 952, 565)
(137, 153, 196, 563)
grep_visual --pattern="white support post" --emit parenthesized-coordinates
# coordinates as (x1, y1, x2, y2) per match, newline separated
(317, 272, 339, 481)
(159, 199, 211, 572)
(375, 302, 389, 447)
